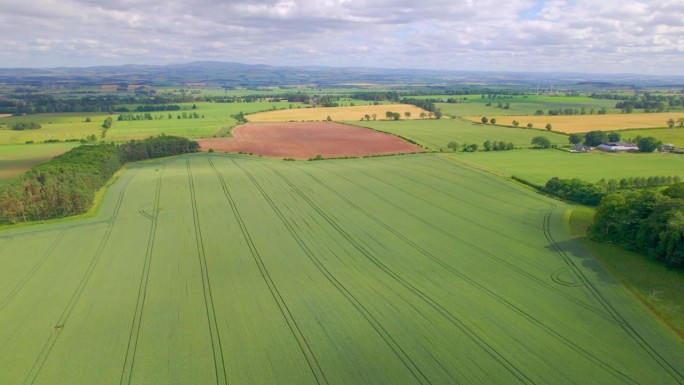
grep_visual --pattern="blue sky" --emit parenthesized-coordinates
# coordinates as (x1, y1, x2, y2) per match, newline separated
(0, 0, 682, 75)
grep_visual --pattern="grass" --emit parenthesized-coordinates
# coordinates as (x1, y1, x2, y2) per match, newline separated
(462, 112, 684, 133)
(246, 104, 427, 122)
(447, 149, 684, 185)
(0, 142, 79, 183)
(436, 95, 619, 117)
(568, 206, 684, 337)
(348, 118, 569, 151)
(618, 127, 684, 146)
(0, 102, 302, 144)
(0, 153, 682, 384)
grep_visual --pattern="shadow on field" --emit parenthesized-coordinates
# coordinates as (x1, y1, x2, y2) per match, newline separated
(545, 238, 618, 285)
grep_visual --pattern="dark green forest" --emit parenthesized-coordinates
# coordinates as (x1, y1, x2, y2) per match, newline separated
(0, 136, 199, 224)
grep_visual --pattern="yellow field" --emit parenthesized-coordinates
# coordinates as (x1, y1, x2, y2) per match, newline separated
(464, 112, 684, 133)
(247, 104, 429, 122)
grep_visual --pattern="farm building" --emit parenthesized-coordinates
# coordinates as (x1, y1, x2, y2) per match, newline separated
(597, 142, 639, 152)
(571, 144, 593, 152)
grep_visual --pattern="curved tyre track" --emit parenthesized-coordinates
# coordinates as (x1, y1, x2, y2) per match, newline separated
(543, 204, 683, 384)
(282, 165, 643, 385)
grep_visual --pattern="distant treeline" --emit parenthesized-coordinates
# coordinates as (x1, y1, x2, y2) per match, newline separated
(134, 104, 181, 112)
(543, 175, 681, 206)
(3, 122, 42, 130)
(588, 184, 684, 267)
(590, 92, 684, 112)
(0, 136, 199, 224)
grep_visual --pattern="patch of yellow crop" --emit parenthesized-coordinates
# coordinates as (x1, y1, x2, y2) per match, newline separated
(464, 112, 684, 133)
(247, 104, 429, 122)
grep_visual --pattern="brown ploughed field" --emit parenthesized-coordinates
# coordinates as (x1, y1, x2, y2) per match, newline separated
(196, 122, 423, 159)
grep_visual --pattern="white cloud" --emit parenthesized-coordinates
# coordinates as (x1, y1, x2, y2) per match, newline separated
(0, 0, 680, 74)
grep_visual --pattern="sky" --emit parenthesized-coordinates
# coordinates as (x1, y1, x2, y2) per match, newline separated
(0, 0, 682, 75)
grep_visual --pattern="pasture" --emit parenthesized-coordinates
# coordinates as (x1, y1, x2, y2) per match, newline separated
(463, 113, 684, 133)
(618, 127, 684, 146)
(0, 102, 302, 144)
(349, 118, 568, 151)
(246, 104, 427, 122)
(448, 150, 684, 185)
(436, 95, 620, 117)
(0, 143, 78, 183)
(0, 153, 682, 385)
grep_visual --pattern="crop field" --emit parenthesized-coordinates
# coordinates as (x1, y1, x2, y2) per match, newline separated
(196, 122, 422, 158)
(449, 150, 684, 185)
(246, 104, 427, 122)
(1, 153, 682, 385)
(348, 118, 568, 151)
(618, 127, 684, 146)
(463, 113, 684, 133)
(0, 102, 302, 144)
(0, 143, 78, 183)
(436, 95, 620, 117)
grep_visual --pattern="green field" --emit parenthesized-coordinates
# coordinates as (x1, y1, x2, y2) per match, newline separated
(619, 127, 684, 146)
(436, 95, 620, 117)
(348, 118, 569, 150)
(0, 102, 303, 144)
(448, 149, 684, 185)
(0, 142, 78, 183)
(0, 153, 681, 384)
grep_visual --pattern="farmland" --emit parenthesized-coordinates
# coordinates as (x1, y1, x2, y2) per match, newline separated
(0, 142, 78, 183)
(246, 104, 427, 122)
(463, 112, 684, 133)
(348, 118, 569, 151)
(0, 153, 682, 384)
(448, 150, 684, 185)
(196, 122, 423, 159)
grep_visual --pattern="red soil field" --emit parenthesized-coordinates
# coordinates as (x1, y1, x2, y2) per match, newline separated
(196, 122, 423, 159)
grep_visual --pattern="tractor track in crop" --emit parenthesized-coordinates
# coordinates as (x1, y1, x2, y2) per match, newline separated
(543, 204, 684, 384)
(234, 160, 437, 385)
(319, 164, 613, 322)
(288, 165, 643, 385)
(118, 164, 165, 385)
(336, 161, 542, 251)
(22, 166, 134, 385)
(209, 156, 328, 385)
(187, 158, 228, 385)
(0, 231, 66, 311)
(254, 167, 536, 385)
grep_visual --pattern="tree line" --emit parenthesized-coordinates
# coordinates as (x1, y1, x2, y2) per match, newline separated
(543, 175, 681, 206)
(0, 136, 199, 224)
(588, 184, 684, 267)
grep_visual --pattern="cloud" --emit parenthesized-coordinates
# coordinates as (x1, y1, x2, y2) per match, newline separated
(0, 0, 681, 75)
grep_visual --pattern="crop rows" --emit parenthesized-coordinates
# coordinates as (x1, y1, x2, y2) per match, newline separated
(0, 153, 682, 384)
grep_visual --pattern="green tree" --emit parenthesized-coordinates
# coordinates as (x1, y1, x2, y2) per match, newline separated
(526, 122, 533, 129)
(404, 112, 411, 119)
(490, 118, 497, 124)
(607, 132, 621, 142)
(446, 141, 459, 151)
(512, 120, 519, 127)
(483, 140, 493, 151)
(568, 134, 582, 145)
(531, 136, 552, 149)
(481, 116, 488, 124)
(584, 131, 607, 146)
(667, 118, 675, 128)
(637, 136, 662, 152)
(545, 123, 552, 131)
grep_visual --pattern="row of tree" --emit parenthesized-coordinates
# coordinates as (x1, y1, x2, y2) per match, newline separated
(588, 185, 684, 267)
(543, 175, 681, 207)
(0, 136, 199, 224)
(4, 122, 42, 131)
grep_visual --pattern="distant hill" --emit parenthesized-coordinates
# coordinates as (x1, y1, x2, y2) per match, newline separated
(0, 61, 682, 88)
